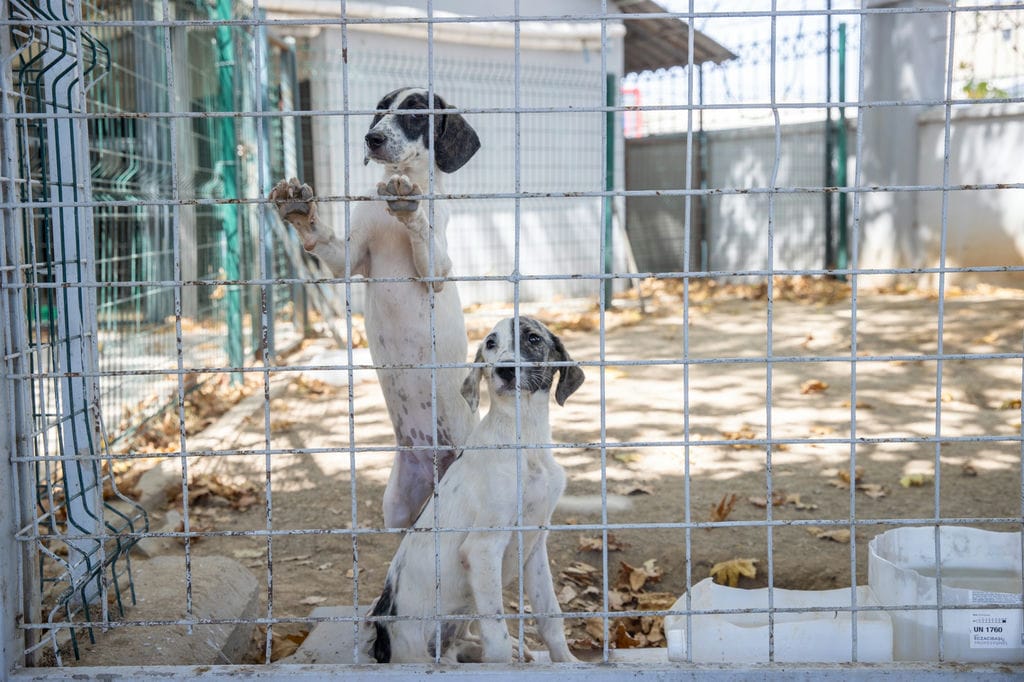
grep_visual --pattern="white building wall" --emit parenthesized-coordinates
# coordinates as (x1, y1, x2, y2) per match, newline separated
(916, 103, 1024, 288)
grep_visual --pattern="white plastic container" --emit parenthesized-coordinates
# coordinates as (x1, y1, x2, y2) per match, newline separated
(664, 578, 893, 663)
(868, 526, 1023, 662)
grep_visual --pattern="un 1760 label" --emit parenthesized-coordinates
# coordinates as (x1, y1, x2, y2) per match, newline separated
(969, 590, 1023, 649)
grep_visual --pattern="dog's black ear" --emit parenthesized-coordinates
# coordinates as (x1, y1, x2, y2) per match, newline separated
(461, 345, 485, 412)
(551, 333, 585, 406)
(433, 96, 480, 173)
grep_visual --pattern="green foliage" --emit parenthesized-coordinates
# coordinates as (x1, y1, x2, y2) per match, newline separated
(962, 77, 1009, 100)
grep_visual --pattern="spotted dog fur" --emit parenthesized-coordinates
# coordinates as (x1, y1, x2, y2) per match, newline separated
(367, 317, 584, 664)
(270, 88, 480, 529)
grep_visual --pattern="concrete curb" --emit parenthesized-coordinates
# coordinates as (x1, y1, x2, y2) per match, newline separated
(72, 556, 258, 666)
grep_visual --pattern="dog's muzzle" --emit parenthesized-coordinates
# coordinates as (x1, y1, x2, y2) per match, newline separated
(364, 130, 391, 164)
(495, 365, 517, 384)
(365, 130, 387, 151)
(493, 361, 547, 394)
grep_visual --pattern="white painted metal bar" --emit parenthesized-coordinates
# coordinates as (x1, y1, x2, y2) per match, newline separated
(160, 0, 195, 639)
(931, 0, 961, 661)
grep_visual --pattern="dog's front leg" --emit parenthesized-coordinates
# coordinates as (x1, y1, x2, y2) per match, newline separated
(525, 534, 579, 663)
(270, 178, 369, 278)
(377, 175, 452, 293)
(459, 533, 514, 663)
(382, 449, 436, 530)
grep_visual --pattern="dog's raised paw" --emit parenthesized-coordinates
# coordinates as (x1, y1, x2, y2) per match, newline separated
(377, 174, 420, 217)
(270, 178, 317, 225)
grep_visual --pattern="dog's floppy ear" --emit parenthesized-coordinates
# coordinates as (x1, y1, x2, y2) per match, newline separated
(551, 333, 585, 406)
(433, 95, 480, 173)
(461, 345, 485, 412)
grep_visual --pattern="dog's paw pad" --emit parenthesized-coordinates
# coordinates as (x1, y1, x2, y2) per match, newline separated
(270, 178, 316, 222)
(378, 174, 420, 215)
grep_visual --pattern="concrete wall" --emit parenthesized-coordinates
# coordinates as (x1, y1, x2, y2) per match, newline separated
(626, 119, 854, 277)
(625, 103, 1023, 289)
(916, 103, 1024, 288)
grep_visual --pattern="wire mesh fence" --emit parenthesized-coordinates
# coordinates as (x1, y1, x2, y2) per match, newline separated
(1, 0, 315, 665)
(0, 0, 1022, 677)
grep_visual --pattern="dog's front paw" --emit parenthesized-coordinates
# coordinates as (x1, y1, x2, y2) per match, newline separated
(377, 174, 420, 220)
(270, 178, 323, 250)
(270, 178, 318, 226)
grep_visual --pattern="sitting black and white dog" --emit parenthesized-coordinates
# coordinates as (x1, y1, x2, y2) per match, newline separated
(367, 317, 585, 664)
(271, 88, 480, 529)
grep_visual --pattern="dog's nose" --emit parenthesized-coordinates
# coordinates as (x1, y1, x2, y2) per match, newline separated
(365, 130, 387, 149)
(495, 365, 517, 383)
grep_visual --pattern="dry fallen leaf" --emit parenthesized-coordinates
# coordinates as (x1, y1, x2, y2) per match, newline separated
(557, 584, 578, 605)
(857, 483, 888, 499)
(635, 592, 677, 611)
(167, 472, 261, 512)
(612, 622, 643, 649)
(299, 596, 327, 606)
(806, 526, 851, 543)
(173, 518, 210, 545)
(900, 473, 933, 488)
(644, 617, 665, 645)
(838, 466, 864, 485)
(800, 379, 829, 395)
(272, 630, 309, 661)
(616, 559, 663, 592)
(961, 460, 978, 477)
(829, 466, 864, 489)
(784, 493, 818, 511)
(721, 426, 758, 449)
(709, 558, 758, 587)
(585, 618, 606, 641)
(748, 491, 787, 508)
(607, 589, 630, 611)
(841, 400, 874, 409)
(979, 331, 1002, 345)
(560, 561, 600, 588)
(294, 375, 334, 396)
(709, 493, 738, 524)
(578, 534, 627, 553)
(998, 398, 1022, 410)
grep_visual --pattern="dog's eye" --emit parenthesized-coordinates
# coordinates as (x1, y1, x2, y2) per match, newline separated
(527, 333, 542, 345)
(485, 338, 496, 350)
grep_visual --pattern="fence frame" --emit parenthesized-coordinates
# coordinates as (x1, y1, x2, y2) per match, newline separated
(2, 0, 1024, 679)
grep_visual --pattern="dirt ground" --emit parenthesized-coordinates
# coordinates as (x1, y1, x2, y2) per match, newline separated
(133, 280, 1024, 658)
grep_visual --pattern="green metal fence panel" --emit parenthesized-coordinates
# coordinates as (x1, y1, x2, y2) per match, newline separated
(6, 0, 148, 662)
(2, 0, 308, 663)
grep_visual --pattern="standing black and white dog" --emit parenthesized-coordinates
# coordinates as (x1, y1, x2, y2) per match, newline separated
(270, 89, 480, 529)
(367, 317, 584, 664)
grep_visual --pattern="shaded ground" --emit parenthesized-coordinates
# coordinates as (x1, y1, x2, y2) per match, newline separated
(128, 282, 1024, 659)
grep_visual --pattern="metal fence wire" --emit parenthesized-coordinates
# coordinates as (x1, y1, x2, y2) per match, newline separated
(0, 0, 1023, 678)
